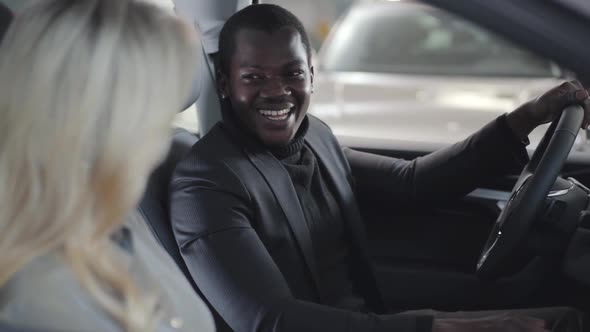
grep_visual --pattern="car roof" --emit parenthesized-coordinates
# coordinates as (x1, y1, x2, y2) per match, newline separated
(556, 0, 590, 19)
(421, 0, 590, 83)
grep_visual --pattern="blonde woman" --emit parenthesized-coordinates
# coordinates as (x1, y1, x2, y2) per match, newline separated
(0, 0, 214, 331)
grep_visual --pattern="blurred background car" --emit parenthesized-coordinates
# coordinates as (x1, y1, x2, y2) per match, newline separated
(5, 0, 585, 148)
(308, 0, 575, 148)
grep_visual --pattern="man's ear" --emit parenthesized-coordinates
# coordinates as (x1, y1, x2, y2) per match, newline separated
(310, 65, 315, 93)
(217, 69, 230, 100)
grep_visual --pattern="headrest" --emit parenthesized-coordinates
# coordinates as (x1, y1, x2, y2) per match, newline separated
(180, 51, 202, 112)
(174, 0, 252, 113)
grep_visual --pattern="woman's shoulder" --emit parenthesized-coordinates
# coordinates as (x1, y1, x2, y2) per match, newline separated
(0, 254, 122, 332)
(125, 212, 216, 332)
(0, 214, 215, 332)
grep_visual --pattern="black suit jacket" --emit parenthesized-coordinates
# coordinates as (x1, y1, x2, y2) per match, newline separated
(170, 115, 526, 332)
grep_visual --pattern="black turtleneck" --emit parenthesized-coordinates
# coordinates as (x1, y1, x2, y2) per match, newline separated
(266, 118, 367, 311)
(222, 114, 366, 309)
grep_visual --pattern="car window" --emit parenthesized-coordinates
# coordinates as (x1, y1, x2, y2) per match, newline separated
(321, 4, 561, 78)
(308, 1, 578, 148)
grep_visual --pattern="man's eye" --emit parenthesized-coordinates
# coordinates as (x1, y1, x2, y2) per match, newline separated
(242, 74, 262, 80)
(287, 70, 304, 77)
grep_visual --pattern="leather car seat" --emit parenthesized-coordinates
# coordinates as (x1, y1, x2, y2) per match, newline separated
(138, 128, 198, 278)
(138, 128, 232, 331)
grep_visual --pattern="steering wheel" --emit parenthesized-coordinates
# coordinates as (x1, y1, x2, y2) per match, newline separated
(476, 105, 585, 280)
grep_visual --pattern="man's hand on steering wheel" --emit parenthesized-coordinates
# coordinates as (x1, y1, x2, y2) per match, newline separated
(477, 79, 589, 280)
(506, 80, 590, 140)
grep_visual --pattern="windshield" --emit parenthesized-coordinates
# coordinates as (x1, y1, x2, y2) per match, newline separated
(321, 4, 560, 77)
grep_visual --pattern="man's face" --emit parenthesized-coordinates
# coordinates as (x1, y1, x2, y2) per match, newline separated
(220, 27, 313, 147)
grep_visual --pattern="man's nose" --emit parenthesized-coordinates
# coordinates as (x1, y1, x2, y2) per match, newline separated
(260, 77, 292, 99)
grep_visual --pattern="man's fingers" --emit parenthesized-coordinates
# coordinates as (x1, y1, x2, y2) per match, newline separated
(520, 315, 546, 326)
(563, 89, 588, 105)
(560, 80, 580, 93)
(525, 80, 589, 128)
(556, 81, 588, 117)
(512, 315, 547, 332)
(570, 79, 584, 90)
(563, 79, 583, 91)
(549, 81, 585, 107)
(559, 89, 590, 129)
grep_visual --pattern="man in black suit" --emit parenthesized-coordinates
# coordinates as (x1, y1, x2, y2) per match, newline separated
(170, 4, 590, 332)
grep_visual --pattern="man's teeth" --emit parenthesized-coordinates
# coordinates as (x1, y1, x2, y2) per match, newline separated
(258, 108, 291, 121)
(258, 109, 291, 116)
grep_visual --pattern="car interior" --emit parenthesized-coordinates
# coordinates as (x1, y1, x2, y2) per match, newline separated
(137, 127, 232, 331)
(3, 0, 590, 331)
(134, 2, 590, 331)
(358, 0, 590, 314)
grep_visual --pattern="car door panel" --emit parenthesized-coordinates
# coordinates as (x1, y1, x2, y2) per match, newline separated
(350, 145, 590, 310)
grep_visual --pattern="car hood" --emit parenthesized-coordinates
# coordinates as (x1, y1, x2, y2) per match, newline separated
(309, 71, 569, 147)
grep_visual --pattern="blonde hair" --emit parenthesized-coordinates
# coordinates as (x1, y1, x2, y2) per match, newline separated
(0, 0, 198, 330)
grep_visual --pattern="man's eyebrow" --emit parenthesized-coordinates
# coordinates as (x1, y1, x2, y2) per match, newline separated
(239, 64, 263, 69)
(284, 59, 306, 66)
(239, 60, 306, 69)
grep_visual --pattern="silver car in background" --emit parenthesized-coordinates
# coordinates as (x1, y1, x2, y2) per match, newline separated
(310, 1, 584, 151)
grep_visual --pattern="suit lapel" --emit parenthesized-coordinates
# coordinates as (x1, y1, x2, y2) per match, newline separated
(244, 146, 322, 297)
(305, 130, 367, 242)
(305, 123, 386, 313)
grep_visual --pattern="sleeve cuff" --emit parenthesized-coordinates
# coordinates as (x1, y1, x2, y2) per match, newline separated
(497, 113, 531, 147)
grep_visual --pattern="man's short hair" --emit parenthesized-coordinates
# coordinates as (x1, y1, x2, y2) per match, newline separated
(0, 3, 13, 40)
(218, 4, 312, 76)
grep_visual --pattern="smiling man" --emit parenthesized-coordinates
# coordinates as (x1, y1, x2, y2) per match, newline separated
(170, 4, 590, 332)
(218, 25, 312, 147)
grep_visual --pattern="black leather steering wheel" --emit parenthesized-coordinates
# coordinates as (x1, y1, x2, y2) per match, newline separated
(476, 105, 585, 280)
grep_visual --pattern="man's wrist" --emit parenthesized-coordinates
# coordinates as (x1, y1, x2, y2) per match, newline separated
(506, 103, 536, 141)
(431, 318, 469, 332)
(431, 319, 451, 332)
